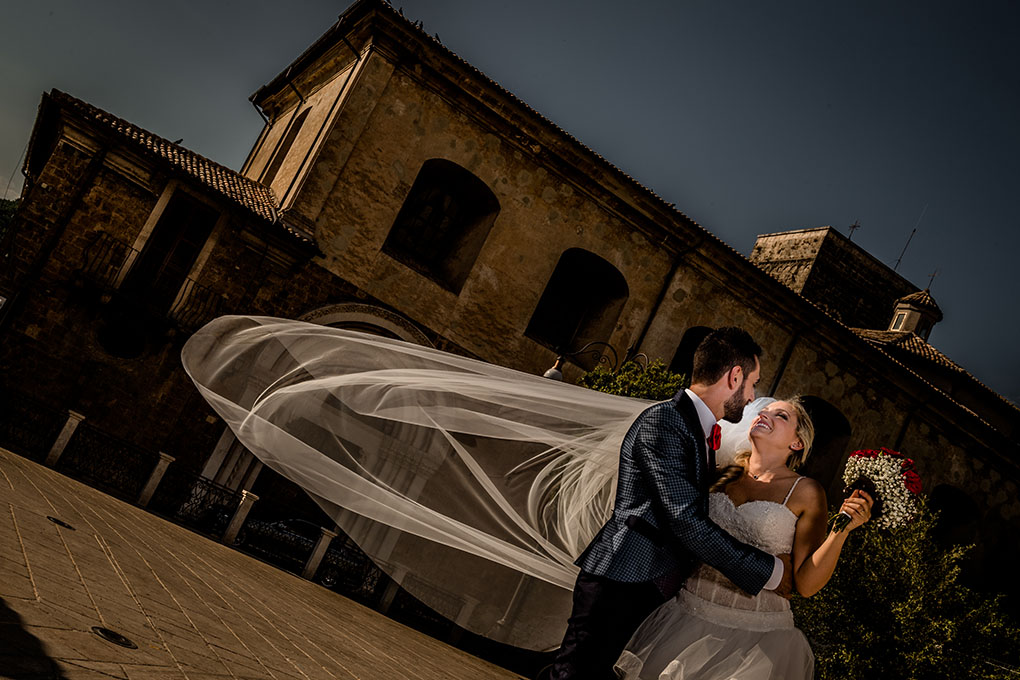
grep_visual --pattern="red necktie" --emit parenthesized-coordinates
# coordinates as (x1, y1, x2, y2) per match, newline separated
(708, 423, 721, 451)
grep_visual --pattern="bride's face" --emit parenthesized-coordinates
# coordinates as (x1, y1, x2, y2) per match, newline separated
(748, 401, 803, 458)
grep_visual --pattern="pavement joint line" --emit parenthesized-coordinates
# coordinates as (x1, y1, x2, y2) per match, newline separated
(91, 529, 181, 664)
(54, 509, 108, 627)
(0, 594, 36, 602)
(8, 456, 62, 515)
(56, 659, 132, 678)
(0, 459, 14, 491)
(9, 503, 41, 601)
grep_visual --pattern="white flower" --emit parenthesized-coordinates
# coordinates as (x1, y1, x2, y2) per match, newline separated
(842, 450, 918, 530)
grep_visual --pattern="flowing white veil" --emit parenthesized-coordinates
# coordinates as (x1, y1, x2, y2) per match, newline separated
(717, 396, 777, 467)
(181, 316, 770, 650)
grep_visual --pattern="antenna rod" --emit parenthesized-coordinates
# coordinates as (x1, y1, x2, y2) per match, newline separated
(894, 203, 928, 271)
(893, 229, 915, 271)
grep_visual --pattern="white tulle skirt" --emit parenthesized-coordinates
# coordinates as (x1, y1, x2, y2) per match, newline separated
(615, 589, 815, 680)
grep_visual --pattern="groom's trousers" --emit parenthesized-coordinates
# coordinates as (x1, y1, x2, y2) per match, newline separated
(538, 570, 667, 680)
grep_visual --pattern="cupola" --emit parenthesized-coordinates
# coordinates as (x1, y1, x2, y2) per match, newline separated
(888, 289, 943, 340)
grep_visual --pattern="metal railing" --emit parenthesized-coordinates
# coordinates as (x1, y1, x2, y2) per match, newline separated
(320, 532, 384, 600)
(77, 230, 225, 331)
(57, 422, 158, 501)
(78, 231, 134, 292)
(147, 467, 243, 532)
(168, 276, 224, 331)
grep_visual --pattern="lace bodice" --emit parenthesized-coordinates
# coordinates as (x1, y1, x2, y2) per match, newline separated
(708, 491, 798, 555)
(681, 485, 802, 627)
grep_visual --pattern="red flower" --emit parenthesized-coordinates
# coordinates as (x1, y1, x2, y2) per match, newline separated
(903, 469, 922, 494)
(851, 449, 880, 459)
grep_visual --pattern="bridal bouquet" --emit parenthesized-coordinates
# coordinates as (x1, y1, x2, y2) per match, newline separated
(831, 447, 922, 531)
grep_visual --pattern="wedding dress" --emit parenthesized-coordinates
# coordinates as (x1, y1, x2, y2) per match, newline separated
(615, 481, 814, 680)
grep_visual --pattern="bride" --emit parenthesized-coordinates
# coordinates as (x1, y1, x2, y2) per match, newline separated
(616, 398, 872, 680)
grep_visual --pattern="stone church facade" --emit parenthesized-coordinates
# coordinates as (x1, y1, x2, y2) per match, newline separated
(1, 0, 1017, 609)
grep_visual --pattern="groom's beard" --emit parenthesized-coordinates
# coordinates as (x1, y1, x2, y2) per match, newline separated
(721, 387, 747, 423)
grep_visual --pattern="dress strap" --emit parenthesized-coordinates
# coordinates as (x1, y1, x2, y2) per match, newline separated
(782, 477, 804, 506)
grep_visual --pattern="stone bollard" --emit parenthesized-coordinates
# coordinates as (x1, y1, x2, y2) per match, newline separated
(448, 595, 481, 645)
(454, 595, 480, 629)
(377, 565, 408, 614)
(136, 452, 175, 507)
(301, 527, 338, 580)
(221, 490, 258, 546)
(44, 411, 86, 467)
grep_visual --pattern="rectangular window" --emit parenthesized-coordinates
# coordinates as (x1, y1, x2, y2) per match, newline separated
(121, 190, 218, 313)
(892, 312, 906, 330)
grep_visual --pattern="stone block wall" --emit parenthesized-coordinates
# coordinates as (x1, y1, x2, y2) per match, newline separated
(751, 227, 917, 330)
(275, 48, 680, 374)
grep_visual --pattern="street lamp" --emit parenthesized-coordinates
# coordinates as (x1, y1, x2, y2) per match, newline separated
(542, 341, 647, 380)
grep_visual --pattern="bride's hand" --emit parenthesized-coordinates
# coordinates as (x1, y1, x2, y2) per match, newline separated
(837, 490, 873, 531)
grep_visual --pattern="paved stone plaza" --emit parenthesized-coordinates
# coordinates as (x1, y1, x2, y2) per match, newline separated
(0, 446, 520, 679)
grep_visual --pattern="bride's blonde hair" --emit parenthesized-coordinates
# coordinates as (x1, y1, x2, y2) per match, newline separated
(710, 397, 815, 493)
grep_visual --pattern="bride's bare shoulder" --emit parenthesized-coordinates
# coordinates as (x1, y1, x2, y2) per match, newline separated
(789, 476, 827, 515)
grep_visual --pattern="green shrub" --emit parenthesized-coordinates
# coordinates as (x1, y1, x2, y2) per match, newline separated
(793, 503, 1020, 679)
(578, 360, 686, 401)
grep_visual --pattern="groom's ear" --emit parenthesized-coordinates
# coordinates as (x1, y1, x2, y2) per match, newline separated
(727, 364, 742, 388)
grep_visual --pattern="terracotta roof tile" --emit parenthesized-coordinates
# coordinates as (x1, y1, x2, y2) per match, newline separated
(853, 329, 961, 371)
(49, 90, 315, 248)
(853, 328, 1019, 416)
(896, 288, 943, 320)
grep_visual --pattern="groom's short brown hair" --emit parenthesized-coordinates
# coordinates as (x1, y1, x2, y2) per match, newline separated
(691, 327, 762, 385)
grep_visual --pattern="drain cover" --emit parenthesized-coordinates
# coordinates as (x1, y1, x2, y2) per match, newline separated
(91, 627, 137, 649)
(46, 516, 75, 530)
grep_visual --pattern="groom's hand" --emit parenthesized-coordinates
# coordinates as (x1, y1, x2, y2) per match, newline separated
(775, 553, 794, 599)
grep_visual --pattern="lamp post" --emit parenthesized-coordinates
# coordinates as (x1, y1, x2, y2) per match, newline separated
(543, 341, 647, 380)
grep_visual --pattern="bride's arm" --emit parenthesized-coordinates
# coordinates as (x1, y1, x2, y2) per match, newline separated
(792, 485, 873, 597)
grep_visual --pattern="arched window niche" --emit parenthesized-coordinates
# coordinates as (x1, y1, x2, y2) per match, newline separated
(796, 396, 852, 497)
(525, 248, 629, 367)
(382, 159, 499, 294)
(669, 326, 713, 382)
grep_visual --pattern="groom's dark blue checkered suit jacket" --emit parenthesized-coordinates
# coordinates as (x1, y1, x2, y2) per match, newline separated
(575, 391, 774, 595)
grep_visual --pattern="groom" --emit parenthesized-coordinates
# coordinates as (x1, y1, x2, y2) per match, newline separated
(539, 327, 792, 680)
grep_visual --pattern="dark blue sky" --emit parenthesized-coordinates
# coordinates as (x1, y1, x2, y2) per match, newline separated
(2, 1, 1017, 404)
